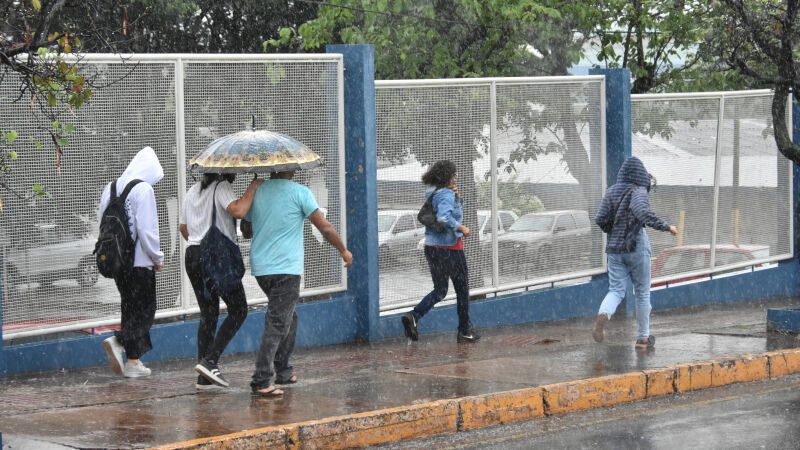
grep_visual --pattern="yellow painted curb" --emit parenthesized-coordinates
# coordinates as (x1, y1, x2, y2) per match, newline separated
(643, 368, 676, 398)
(541, 372, 646, 415)
(674, 361, 713, 392)
(766, 351, 791, 378)
(292, 399, 459, 448)
(458, 387, 544, 431)
(783, 347, 800, 373)
(711, 354, 769, 387)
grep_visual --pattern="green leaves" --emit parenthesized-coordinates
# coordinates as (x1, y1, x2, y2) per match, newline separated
(2, 130, 18, 144)
(32, 185, 52, 198)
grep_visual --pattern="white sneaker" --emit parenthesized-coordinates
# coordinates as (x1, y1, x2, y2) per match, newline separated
(102, 336, 124, 375)
(123, 361, 152, 378)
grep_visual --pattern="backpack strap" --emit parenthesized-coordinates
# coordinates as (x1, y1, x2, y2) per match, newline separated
(118, 179, 144, 203)
(611, 185, 637, 226)
(211, 182, 219, 227)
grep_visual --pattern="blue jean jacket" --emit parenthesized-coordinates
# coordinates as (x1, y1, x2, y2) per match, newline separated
(423, 187, 464, 247)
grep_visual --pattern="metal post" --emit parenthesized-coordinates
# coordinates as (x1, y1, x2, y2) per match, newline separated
(174, 58, 190, 310)
(710, 96, 725, 270)
(490, 81, 499, 286)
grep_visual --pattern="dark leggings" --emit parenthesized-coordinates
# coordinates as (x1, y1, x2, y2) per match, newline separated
(412, 246, 471, 333)
(185, 245, 248, 363)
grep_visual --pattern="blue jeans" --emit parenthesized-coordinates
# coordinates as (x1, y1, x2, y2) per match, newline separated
(413, 246, 471, 333)
(599, 228, 652, 340)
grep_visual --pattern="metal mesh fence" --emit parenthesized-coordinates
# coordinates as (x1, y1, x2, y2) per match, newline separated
(1, 61, 179, 334)
(375, 78, 606, 311)
(1, 55, 345, 339)
(182, 59, 344, 305)
(632, 91, 793, 284)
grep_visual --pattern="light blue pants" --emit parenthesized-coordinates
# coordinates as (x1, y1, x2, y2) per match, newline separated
(598, 228, 652, 340)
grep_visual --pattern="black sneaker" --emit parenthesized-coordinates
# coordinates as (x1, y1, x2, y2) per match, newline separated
(195, 359, 230, 387)
(401, 312, 418, 341)
(196, 375, 220, 391)
(635, 335, 655, 348)
(457, 329, 481, 343)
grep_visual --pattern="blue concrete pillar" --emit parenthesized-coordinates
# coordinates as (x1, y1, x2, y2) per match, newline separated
(589, 68, 635, 315)
(590, 68, 632, 186)
(326, 45, 380, 341)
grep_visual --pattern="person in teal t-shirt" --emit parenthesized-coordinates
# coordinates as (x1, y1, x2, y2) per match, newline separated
(241, 171, 352, 397)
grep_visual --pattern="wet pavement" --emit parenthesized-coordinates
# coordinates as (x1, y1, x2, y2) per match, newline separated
(1, 297, 799, 448)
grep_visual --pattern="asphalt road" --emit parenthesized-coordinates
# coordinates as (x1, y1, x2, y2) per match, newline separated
(376, 374, 800, 450)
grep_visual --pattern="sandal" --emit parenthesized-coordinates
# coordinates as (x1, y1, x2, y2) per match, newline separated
(251, 386, 284, 397)
(275, 375, 298, 385)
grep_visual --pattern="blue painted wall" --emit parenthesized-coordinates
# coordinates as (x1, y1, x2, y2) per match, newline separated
(1, 294, 358, 376)
(767, 307, 800, 333)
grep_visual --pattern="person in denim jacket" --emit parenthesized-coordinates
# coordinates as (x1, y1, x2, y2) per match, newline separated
(402, 160, 480, 343)
(592, 156, 677, 348)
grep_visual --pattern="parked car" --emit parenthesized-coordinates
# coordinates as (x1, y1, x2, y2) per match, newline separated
(2, 223, 99, 288)
(650, 244, 770, 285)
(414, 210, 519, 265)
(379, 209, 425, 267)
(497, 210, 592, 273)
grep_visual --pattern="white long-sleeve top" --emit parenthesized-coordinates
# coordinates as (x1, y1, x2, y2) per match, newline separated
(98, 146, 165, 268)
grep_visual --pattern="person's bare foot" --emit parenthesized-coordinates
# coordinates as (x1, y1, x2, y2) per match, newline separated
(251, 385, 284, 397)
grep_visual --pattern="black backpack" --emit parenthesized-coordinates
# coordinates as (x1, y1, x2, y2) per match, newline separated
(94, 178, 143, 278)
(417, 188, 447, 233)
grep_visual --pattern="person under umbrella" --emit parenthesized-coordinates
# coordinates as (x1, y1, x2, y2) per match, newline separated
(241, 169, 352, 397)
(180, 173, 262, 390)
(189, 129, 352, 397)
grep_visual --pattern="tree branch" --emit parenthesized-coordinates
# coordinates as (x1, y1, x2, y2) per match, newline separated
(721, 0, 780, 60)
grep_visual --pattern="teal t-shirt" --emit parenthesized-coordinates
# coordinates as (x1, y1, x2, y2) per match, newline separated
(244, 179, 319, 276)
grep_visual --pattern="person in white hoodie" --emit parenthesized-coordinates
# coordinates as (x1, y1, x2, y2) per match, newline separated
(99, 147, 165, 378)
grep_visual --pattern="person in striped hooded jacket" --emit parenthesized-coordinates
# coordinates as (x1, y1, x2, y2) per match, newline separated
(592, 156, 677, 348)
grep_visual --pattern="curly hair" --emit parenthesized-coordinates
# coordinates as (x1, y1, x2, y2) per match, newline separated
(421, 160, 457, 188)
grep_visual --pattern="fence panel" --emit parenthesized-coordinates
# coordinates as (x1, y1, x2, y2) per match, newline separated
(181, 57, 345, 305)
(632, 91, 793, 285)
(0, 61, 180, 336)
(375, 77, 605, 312)
(1, 55, 345, 339)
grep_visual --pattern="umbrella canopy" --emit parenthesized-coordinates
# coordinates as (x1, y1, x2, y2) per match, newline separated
(189, 130, 323, 174)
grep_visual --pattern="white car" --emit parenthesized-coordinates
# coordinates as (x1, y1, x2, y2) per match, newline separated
(2, 223, 99, 288)
(378, 209, 426, 267)
(415, 209, 519, 253)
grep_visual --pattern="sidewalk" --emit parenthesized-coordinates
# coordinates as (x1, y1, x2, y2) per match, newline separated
(2, 296, 799, 449)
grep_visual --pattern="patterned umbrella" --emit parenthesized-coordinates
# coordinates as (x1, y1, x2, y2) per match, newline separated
(189, 130, 323, 174)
